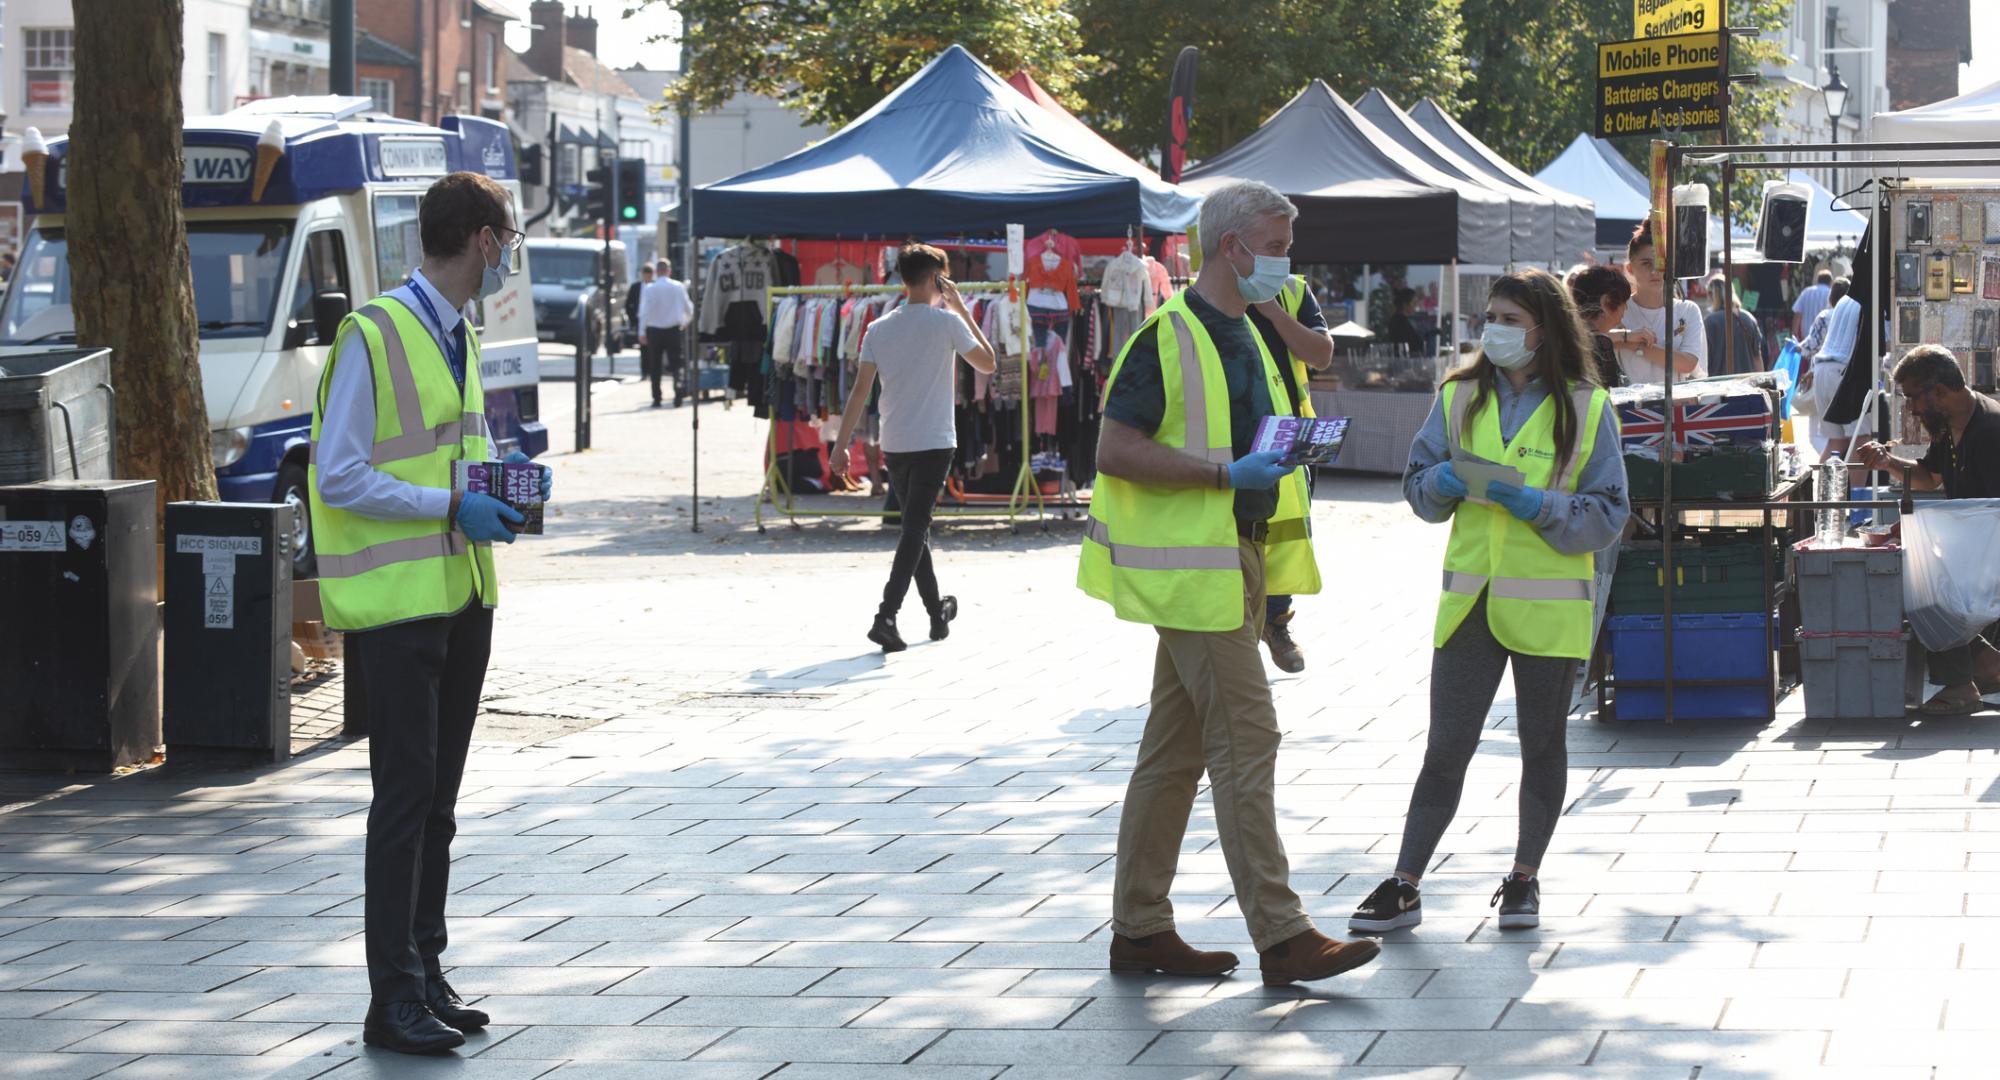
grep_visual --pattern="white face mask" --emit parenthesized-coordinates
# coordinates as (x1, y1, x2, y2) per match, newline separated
(1481, 322, 1539, 369)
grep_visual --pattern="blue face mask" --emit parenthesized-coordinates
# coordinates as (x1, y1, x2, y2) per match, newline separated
(1232, 237, 1290, 304)
(476, 229, 513, 302)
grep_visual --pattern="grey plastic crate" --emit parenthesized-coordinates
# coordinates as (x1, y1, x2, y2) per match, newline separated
(1800, 634, 1908, 719)
(1796, 543, 1903, 635)
(0, 347, 114, 484)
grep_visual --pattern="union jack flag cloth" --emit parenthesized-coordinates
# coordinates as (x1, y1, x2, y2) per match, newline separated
(1619, 393, 1773, 449)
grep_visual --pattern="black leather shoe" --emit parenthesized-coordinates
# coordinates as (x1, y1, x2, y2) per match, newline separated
(868, 615, 907, 653)
(426, 976, 490, 1032)
(363, 1000, 465, 1054)
(929, 596, 958, 641)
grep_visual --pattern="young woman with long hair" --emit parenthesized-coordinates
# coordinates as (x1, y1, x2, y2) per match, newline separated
(1349, 268, 1630, 932)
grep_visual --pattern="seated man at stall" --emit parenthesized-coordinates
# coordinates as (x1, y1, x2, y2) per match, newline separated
(1855, 345, 2000, 715)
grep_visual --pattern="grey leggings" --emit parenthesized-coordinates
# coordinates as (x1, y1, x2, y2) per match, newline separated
(1395, 594, 1577, 879)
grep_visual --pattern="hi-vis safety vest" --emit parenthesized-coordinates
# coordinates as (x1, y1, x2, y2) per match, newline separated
(1079, 290, 1320, 633)
(1435, 378, 1608, 660)
(307, 297, 496, 632)
(1275, 276, 1316, 419)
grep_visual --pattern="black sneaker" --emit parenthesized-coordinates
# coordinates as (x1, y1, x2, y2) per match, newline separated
(929, 596, 958, 641)
(1492, 873, 1540, 929)
(867, 615, 907, 653)
(1347, 876, 1422, 933)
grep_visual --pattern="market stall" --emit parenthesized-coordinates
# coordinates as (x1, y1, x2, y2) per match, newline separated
(693, 47, 1198, 238)
(1591, 137, 2000, 724)
(1405, 98, 1598, 266)
(1869, 78, 2000, 179)
(1180, 79, 1510, 268)
(1183, 81, 1546, 474)
(688, 45, 1202, 528)
(1532, 133, 1652, 250)
(1353, 88, 1562, 267)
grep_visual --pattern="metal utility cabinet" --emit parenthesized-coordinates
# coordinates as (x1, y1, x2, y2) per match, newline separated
(163, 502, 294, 761)
(0, 480, 159, 771)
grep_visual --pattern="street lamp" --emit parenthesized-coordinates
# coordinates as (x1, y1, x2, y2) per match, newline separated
(1822, 66, 1849, 195)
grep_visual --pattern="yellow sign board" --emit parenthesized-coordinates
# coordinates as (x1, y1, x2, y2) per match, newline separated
(1634, 0, 1722, 39)
(1598, 33, 1724, 79)
(1596, 32, 1725, 136)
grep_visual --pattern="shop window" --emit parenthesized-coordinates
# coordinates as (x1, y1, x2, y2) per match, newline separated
(360, 76, 394, 114)
(207, 34, 227, 115)
(23, 28, 74, 110)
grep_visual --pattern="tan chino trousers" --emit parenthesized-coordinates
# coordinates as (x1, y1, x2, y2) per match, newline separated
(1111, 538, 1314, 952)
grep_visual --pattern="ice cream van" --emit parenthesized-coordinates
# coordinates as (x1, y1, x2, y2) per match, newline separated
(0, 97, 546, 578)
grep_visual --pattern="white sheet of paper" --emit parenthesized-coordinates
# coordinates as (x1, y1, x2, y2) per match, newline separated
(1453, 456, 1528, 504)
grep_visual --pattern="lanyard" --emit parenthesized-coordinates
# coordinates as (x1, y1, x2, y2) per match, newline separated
(405, 277, 464, 387)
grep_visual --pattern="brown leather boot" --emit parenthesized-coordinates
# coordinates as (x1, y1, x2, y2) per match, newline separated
(1258, 928, 1381, 986)
(1262, 610, 1305, 673)
(1108, 930, 1239, 977)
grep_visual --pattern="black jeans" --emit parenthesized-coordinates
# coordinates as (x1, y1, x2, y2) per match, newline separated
(642, 327, 684, 403)
(349, 601, 493, 1004)
(880, 448, 954, 620)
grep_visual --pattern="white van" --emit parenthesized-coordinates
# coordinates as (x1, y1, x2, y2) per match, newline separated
(0, 97, 545, 577)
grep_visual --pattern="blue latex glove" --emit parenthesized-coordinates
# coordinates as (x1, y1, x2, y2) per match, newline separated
(457, 490, 524, 543)
(1432, 460, 1468, 500)
(1486, 481, 1545, 521)
(504, 450, 553, 500)
(1227, 449, 1292, 490)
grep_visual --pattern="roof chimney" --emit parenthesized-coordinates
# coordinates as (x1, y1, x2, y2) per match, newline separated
(527, 0, 566, 80)
(565, 5, 599, 58)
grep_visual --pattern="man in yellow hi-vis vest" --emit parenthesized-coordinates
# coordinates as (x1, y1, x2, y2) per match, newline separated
(309, 172, 550, 1055)
(1246, 274, 1334, 672)
(1080, 180, 1379, 987)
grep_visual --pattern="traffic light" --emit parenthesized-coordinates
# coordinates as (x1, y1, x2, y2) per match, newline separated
(616, 158, 646, 223)
(584, 162, 612, 224)
(519, 143, 544, 187)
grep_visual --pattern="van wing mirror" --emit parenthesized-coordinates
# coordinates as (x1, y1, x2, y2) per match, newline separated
(313, 291, 351, 343)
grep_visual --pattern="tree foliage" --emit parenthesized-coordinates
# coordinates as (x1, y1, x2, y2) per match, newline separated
(652, 0, 1090, 130)
(1071, 0, 1466, 163)
(648, 0, 1799, 221)
(1458, 0, 1799, 182)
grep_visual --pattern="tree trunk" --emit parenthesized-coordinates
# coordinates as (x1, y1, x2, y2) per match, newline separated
(68, 0, 216, 516)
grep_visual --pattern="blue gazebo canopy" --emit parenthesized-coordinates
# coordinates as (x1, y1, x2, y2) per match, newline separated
(693, 46, 1201, 239)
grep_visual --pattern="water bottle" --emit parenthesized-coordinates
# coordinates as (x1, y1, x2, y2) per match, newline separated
(1816, 455, 1847, 545)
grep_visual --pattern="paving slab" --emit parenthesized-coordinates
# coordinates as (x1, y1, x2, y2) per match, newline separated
(7, 368, 2000, 1076)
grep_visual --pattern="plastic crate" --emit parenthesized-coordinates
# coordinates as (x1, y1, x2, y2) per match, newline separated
(1625, 444, 1776, 501)
(1607, 612, 1772, 721)
(1799, 633, 1909, 719)
(1794, 542, 1903, 635)
(1612, 536, 1775, 615)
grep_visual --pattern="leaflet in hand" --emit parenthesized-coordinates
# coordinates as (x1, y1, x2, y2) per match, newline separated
(1451, 453, 1527, 505)
(452, 460, 545, 535)
(1252, 415, 1350, 467)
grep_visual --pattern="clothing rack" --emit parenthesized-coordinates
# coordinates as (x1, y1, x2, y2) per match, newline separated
(755, 281, 1071, 531)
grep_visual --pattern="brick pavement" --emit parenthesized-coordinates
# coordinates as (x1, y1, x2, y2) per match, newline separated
(4, 372, 2000, 1078)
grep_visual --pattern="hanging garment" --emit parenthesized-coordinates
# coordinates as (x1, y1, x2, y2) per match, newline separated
(700, 244, 778, 335)
(1101, 250, 1151, 311)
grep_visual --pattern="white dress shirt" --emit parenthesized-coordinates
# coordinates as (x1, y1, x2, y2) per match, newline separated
(315, 268, 463, 521)
(638, 276, 692, 330)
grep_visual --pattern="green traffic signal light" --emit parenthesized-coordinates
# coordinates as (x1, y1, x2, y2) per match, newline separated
(621, 206, 638, 220)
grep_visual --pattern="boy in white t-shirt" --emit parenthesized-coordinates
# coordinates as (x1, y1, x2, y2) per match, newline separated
(829, 243, 996, 652)
(1613, 224, 1707, 385)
